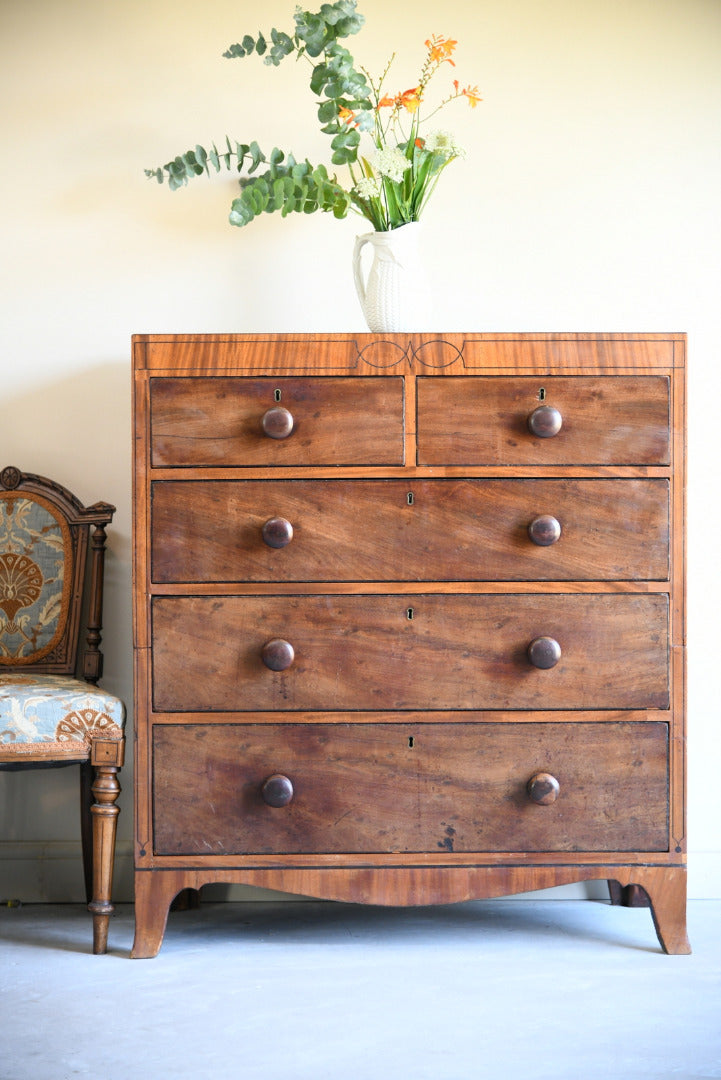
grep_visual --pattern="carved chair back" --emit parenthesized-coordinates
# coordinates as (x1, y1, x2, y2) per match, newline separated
(0, 465, 115, 682)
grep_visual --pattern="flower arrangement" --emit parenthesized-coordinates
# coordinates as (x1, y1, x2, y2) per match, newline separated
(146, 0, 480, 233)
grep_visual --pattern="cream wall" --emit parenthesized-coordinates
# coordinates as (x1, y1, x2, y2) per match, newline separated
(1, 0, 720, 902)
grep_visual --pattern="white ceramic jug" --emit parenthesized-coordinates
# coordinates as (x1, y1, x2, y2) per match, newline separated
(352, 221, 432, 332)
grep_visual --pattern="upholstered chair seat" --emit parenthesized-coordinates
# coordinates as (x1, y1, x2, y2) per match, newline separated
(0, 466, 126, 953)
(0, 675, 125, 760)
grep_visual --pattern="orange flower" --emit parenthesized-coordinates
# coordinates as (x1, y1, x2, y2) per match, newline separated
(453, 80, 482, 107)
(462, 84, 482, 107)
(377, 87, 422, 113)
(400, 87, 422, 113)
(425, 34, 457, 65)
(338, 106, 358, 126)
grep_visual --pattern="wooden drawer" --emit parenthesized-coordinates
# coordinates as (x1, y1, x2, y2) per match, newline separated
(416, 377, 670, 465)
(151, 593, 669, 712)
(151, 478, 669, 583)
(152, 721, 669, 855)
(149, 376, 404, 467)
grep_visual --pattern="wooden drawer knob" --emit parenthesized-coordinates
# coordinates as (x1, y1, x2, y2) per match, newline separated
(528, 514, 562, 546)
(527, 772, 560, 805)
(261, 774, 294, 807)
(527, 636, 562, 669)
(262, 406, 294, 440)
(261, 638, 295, 671)
(528, 405, 563, 438)
(262, 517, 294, 548)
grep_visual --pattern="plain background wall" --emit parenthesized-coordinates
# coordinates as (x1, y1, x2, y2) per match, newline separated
(1, 0, 719, 903)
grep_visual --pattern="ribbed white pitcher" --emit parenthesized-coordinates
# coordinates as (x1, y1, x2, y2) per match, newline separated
(352, 221, 432, 332)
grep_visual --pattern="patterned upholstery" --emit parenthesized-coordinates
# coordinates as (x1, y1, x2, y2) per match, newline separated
(0, 674, 125, 758)
(0, 494, 69, 664)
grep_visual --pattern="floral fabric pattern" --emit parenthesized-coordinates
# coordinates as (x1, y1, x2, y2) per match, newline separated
(0, 495, 69, 663)
(0, 674, 125, 757)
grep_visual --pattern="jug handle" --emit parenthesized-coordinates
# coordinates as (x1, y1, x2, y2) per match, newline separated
(353, 233, 372, 309)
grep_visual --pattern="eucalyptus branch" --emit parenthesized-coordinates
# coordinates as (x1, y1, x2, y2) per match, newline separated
(144, 2, 479, 232)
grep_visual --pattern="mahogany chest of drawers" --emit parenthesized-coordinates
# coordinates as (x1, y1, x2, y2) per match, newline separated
(131, 332, 688, 957)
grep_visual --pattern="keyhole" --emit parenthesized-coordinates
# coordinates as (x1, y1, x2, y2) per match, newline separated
(274, 388, 282, 402)
(407, 607, 415, 620)
(408, 736, 415, 749)
(407, 492, 414, 506)
(538, 387, 546, 401)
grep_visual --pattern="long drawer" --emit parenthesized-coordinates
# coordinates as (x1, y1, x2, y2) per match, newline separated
(152, 721, 669, 855)
(151, 593, 669, 712)
(151, 478, 669, 583)
(417, 376, 670, 465)
(150, 376, 404, 467)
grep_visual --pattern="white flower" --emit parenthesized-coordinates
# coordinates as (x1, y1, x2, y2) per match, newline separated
(374, 147, 410, 182)
(424, 130, 465, 157)
(354, 177, 381, 199)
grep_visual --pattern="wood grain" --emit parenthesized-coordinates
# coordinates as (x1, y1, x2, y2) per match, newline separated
(152, 721, 669, 856)
(150, 376, 404, 467)
(151, 593, 669, 712)
(151, 478, 669, 584)
(417, 376, 670, 465)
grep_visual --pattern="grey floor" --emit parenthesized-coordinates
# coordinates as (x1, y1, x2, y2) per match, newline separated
(1, 899, 720, 1080)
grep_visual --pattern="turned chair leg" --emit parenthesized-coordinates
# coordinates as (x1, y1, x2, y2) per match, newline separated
(79, 760, 94, 904)
(88, 762, 122, 954)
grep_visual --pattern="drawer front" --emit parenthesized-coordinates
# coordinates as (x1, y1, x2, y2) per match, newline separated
(416, 377, 670, 465)
(151, 478, 669, 583)
(152, 721, 669, 855)
(152, 593, 669, 712)
(150, 376, 404, 467)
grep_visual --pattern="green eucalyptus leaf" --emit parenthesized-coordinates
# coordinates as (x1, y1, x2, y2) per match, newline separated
(330, 128, 359, 150)
(310, 63, 328, 95)
(248, 141, 264, 172)
(229, 196, 254, 226)
(317, 100, 337, 122)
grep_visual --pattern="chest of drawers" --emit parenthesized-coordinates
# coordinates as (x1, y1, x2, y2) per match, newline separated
(131, 332, 688, 957)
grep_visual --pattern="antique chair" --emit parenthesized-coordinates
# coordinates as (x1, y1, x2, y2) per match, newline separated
(0, 465, 125, 953)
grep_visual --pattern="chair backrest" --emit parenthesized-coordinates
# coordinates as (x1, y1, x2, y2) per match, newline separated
(0, 466, 115, 682)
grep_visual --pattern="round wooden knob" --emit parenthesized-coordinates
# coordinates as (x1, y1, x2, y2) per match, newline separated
(262, 517, 294, 549)
(528, 515, 562, 546)
(261, 774, 294, 807)
(262, 406, 294, 440)
(527, 772, 560, 805)
(528, 405, 562, 438)
(527, 636, 562, 669)
(261, 638, 295, 671)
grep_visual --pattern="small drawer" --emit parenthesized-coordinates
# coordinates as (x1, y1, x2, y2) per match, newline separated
(149, 376, 404, 467)
(151, 593, 669, 712)
(416, 376, 670, 465)
(152, 721, 669, 855)
(151, 478, 669, 583)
